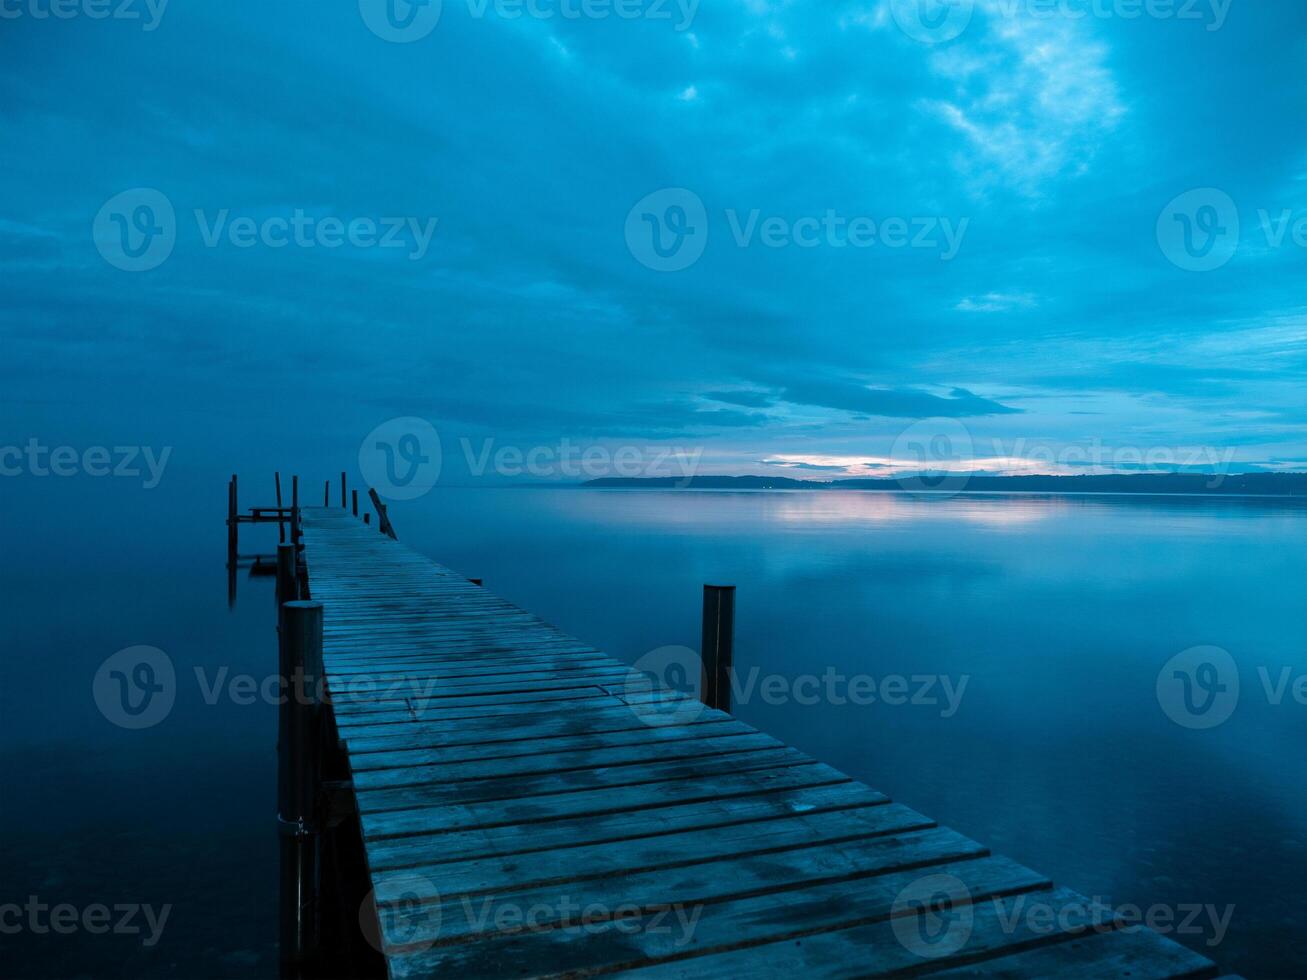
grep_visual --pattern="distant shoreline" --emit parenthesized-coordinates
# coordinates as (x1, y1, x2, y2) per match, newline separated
(582, 473, 1307, 496)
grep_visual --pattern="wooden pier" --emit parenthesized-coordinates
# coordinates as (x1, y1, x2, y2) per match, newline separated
(271, 502, 1221, 978)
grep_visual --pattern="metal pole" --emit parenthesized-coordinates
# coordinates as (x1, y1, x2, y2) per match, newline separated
(278, 600, 324, 975)
(700, 585, 736, 713)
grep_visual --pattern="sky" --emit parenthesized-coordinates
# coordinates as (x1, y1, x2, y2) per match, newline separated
(3, 0, 1307, 484)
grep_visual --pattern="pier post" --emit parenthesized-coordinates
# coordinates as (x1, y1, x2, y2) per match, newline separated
(276, 542, 298, 609)
(340, 471, 347, 509)
(323, 481, 330, 507)
(227, 475, 239, 608)
(352, 489, 359, 518)
(291, 477, 301, 551)
(700, 585, 736, 713)
(227, 475, 238, 562)
(278, 600, 325, 975)
(368, 488, 397, 540)
(275, 472, 285, 543)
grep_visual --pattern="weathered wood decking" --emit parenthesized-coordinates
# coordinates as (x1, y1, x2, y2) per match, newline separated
(299, 508, 1219, 979)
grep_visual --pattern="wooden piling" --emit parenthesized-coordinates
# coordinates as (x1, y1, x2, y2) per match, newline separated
(291, 477, 301, 550)
(275, 472, 285, 543)
(278, 600, 325, 974)
(323, 481, 330, 507)
(700, 585, 736, 712)
(368, 488, 397, 540)
(227, 475, 238, 565)
(276, 542, 297, 609)
(351, 489, 359, 518)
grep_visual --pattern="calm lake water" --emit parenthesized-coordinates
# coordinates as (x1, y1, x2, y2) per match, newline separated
(6, 484, 1307, 978)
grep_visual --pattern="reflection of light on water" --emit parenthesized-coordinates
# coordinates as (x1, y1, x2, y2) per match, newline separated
(558, 489, 1068, 531)
(765, 492, 1067, 529)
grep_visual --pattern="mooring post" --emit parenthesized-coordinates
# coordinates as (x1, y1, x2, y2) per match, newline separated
(275, 472, 285, 543)
(278, 600, 325, 975)
(368, 487, 397, 540)
(227, 475, 238, 566)
(351, 489, 359, 518)
(340, 471, 347, 509)
(276, 542, 297, 610)
(323, 480, 329, 507)
(700, 585, 736, 712)
(291, 477, 301, 551)
(227, 476, 239, 608)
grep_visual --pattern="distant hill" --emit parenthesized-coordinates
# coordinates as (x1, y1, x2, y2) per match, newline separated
(583, 473, 1307, 496)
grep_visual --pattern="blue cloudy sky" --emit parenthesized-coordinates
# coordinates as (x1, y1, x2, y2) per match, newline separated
(4, 0, 1306, 481)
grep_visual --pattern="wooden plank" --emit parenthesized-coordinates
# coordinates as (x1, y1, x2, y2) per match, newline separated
(295, 509, 1222, 980)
